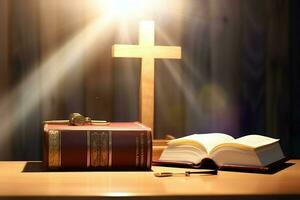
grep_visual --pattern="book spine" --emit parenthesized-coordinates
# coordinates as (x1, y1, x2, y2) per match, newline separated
(44, 130, 152, 170)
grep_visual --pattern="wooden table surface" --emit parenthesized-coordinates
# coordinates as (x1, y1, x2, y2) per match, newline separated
(0, 160, 299, 199)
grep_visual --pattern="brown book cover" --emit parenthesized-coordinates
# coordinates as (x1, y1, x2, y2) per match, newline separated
(44, 122, 152, 170)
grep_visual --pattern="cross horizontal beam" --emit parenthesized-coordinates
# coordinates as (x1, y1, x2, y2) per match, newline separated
(112, 45, 181, 59)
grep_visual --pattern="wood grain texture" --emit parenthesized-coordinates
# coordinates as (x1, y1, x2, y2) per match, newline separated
(0, 0, 10, 98)
(39, 0, 60, 121)
(0, 0, 12, 160)
(82, 2, 115, 122)
(182, 0, 211, 134)
(291, 0, 300, 158)
(56, 0, 85, 117)
(0, 160, 299, 199)
(265, 0, 290, 154)
(154, 0, 185, 139)
(10, 0, 42, 160)
(209, 0, 242, 135)
(240, 0, 268, 134)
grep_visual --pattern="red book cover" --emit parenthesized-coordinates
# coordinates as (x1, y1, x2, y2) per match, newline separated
(43, 122, 152, 170)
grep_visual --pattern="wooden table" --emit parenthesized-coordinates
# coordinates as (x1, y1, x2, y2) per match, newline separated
(0, 160, 299, 199)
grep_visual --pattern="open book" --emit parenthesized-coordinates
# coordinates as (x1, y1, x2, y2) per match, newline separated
(158, 133, 285, 170)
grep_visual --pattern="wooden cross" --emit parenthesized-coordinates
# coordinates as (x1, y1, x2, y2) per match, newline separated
(112, 20, 181, 131)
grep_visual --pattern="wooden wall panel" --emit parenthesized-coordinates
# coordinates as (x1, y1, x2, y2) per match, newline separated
(39, 0, 60, 121)
(155, 0, 185, 138)
(291, 0, 300, 157)
(240, 0, 268, 134)
(209, 0, 242, 135)
(0, 0, 12, 160)
(55, 0, 85, 118)
(113, 21, 141, 123)
(40, 0, 115, 122)
(265, 0, 290, 153)
(83, 6, 114, 121)
(183, 0, 211, 134)
(10, 0, 41, 159)
(0, 0, 10, 97)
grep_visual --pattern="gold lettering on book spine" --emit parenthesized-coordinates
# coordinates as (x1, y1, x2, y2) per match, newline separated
(87, 131, 90, 167)
(90, 131, 109, 167)
(108, 131, 112, 167)
(146, 131, 151, 168)
(140, 132, 145, 168)
(136, 136, 140, 167)
(48, 130, 61, 168)
(100, 132, 109, 167)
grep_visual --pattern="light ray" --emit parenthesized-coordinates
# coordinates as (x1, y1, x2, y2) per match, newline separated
(156, 25, 230, 133)
(155, 26, 204, 117)
(114, 21, 140, 120)
(0, 14, 113, 156)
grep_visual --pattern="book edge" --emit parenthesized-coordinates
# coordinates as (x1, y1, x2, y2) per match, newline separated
(153, 157, 288, 172)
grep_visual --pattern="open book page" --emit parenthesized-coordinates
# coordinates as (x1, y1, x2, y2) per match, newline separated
(210, 135, 284, 167)
(210, 135, 280, 153)
(230, 135, 279, 148)
(168, 133, 234, 153)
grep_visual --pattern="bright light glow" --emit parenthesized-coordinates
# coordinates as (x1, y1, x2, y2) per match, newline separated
(104, 192, 132, 197)
(0, 0, 184, 158)
(89, 0, 154, 20)
(0, 15, 113, 156)
(106, 0, 146, 19)
(88, 0, 182, 21)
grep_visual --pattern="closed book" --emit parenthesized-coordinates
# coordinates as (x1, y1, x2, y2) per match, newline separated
(43, 122, 152, 170)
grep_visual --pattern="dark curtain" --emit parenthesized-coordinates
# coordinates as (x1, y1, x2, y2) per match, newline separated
(0, 0, 295, 160)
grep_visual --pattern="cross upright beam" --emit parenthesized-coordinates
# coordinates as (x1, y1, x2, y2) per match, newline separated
(112, 21, 181, 131)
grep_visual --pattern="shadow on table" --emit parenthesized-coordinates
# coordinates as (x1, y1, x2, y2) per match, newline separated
(22, 161, 154, 173)
(22, 161, 45, 172)
(269, 162, 296, 174)
(23, 161, 295, 174)
(219, 162, 295, 175)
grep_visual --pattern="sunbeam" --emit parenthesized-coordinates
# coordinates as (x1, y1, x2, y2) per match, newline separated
(156, 25, 231, 133)
(155, 26, 204, 120)
(114, 21, 140, 120)
(0, 14, 113, 155)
